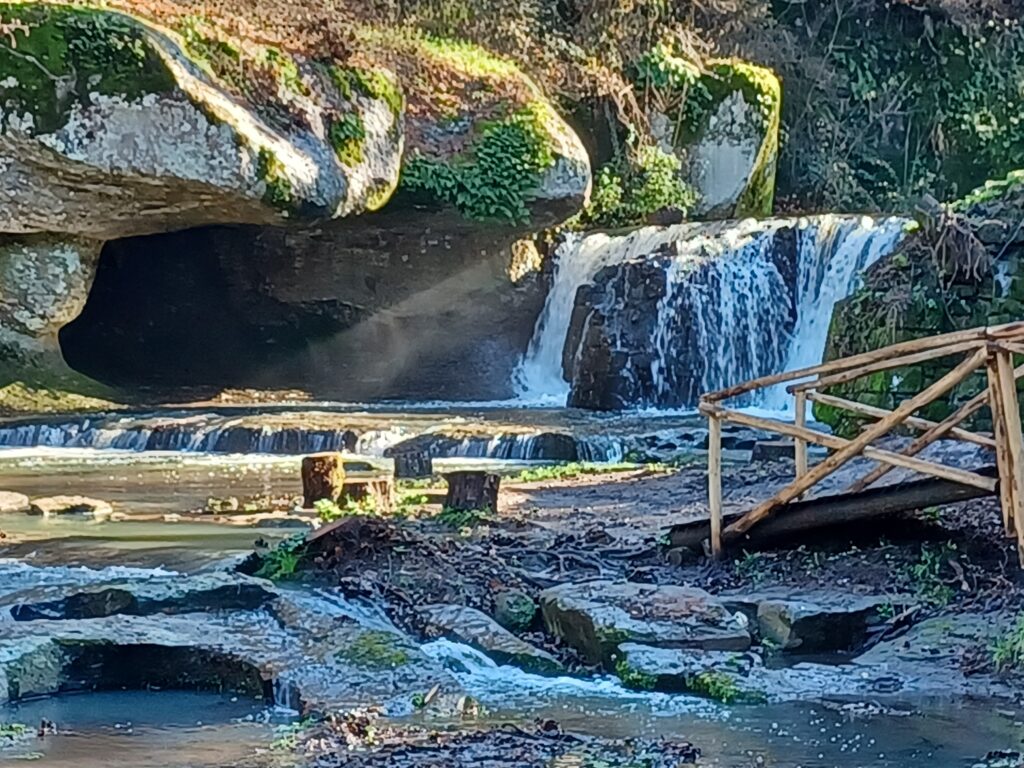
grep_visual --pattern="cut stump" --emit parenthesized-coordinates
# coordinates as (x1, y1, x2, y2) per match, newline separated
(393, 449, 433, 480)
(444, 471, 500, 512)
(341, 477, 394, 515)
(301, 452, 345, 507)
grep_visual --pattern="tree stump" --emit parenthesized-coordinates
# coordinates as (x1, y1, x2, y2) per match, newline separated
(340, 477, 394, 515)
(301, 452, 345, 507)
(443, 471, 500, 512)
(392, 449, 433, 480)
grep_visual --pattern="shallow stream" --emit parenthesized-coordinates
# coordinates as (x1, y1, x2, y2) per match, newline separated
(0, 443, 1018, 767)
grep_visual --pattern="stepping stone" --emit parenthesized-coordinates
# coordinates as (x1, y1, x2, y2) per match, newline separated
(28, 496, 113, 520)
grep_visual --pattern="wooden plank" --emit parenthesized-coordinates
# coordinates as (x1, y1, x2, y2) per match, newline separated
(996, 350, 1024, 561)
(704, 404, 996, 492)
(794, 391, 808, 485)
(788, 340, 981, 394)
(708, 415, 723, 558)
(987, 357, 1017, 538)
(846, 388, 992, 493)
(702, 328, 989, 403)
(806, 391, 994, 448)
(721, 347, 990, 542)
(669, 467, 998, 550)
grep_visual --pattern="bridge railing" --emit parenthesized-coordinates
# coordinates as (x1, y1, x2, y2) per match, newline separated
(700, 322, 1024, 563)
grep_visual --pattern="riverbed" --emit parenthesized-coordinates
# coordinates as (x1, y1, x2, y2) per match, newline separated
(0, 435, 1020, 768)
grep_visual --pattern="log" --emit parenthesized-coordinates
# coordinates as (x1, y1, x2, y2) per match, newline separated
(444, 471, 500, 512)
(806, 391, 994, 448)
(392, 449, 433, 480)
(995, 350, 1024, 560)
(341, 477, 394, 514)
(670, 467, 998, 551)
(987, 357, 1018, 538)
(301, 452, 345, 507)
(700, 404, 996, 492)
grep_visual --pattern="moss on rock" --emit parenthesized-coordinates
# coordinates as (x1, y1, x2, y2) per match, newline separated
(0, 3, 176, 133)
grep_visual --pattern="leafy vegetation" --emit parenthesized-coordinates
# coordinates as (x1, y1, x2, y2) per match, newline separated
(508, 462, 647, 483)
(255, 533, 306, 580)
(992, 613, 1024, 673)
(435, 506, 493, 529)
(580, 145, 697, 229)
(400, 102, 555, 223)
(908, 542, 958, 607)
(614, 659, 657, 691)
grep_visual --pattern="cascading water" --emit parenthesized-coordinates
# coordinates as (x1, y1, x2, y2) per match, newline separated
(516, 215, 908, 410)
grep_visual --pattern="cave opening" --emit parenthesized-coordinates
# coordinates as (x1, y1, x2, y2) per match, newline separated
(58, 224, 543, 403)
(59, 227, 340, 400)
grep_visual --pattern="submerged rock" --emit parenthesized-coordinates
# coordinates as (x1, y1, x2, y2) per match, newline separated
(27, 495, 113, 520)
(420, 604, 562, 675)
(540, 581, 750, 667)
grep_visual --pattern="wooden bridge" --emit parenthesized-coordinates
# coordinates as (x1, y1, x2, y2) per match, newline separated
(690, 322, 1024, 564)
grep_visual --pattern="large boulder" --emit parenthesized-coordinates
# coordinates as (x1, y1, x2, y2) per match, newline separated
(540, 581, 750, 667)
(0, 5, 592, 410)
(638, 48, 781, 219)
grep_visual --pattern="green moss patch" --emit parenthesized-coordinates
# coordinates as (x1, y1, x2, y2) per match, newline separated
(0, 3, 175, 134)
(337, 630, 411, 670)
(256, 147, 294, 210)
(399, 101, 555, 223)
(328, 112, 366, 166)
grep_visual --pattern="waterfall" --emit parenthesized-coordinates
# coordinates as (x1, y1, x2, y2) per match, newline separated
(516, 215, 908, 410)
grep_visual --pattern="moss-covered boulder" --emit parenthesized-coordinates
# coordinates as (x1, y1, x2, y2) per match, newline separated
(637, 46, 781, 219)
(0, 3, 404, 237)
(816, 172, 1024, 436)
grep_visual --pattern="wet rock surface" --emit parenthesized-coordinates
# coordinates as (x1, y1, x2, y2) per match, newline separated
(419, 604, 562, 675)
(721, 589, 898, 652)
(540, 581, 751, 666)
(28, 496, 113, 520)
(0, 566, 463, 714)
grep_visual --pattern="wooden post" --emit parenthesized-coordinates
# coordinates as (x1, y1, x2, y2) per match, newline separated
(987, 356, 1017, 538)
(444, 471, 500, 512)
(794, 391, 808, 485)
(996, 350, 1024, 556)
(708, 414, 723, 558)
(301, 452, 345, 508)
(723, 347, 988, 542)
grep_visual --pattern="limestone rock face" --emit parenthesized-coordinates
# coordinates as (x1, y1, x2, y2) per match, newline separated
(0, 235, 101, 369)
(645, 54, 780, 219)
(539, 581, 750, 667)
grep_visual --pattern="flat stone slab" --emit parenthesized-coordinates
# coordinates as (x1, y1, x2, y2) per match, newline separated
(616, 643, 904, 703)
(721, 589, 898, 652)
(540, 581, 750, 666)
(420, 604, 562, 675)
(28, 496, 113, 520)
(1, 572, 278, 621)
(0, 596, 461, 715)
(0, 492, 29, 514)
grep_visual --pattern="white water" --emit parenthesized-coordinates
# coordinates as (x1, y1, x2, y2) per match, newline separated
(516, 215, 908, 410)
